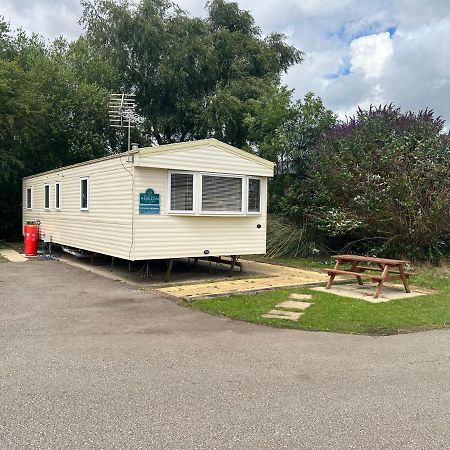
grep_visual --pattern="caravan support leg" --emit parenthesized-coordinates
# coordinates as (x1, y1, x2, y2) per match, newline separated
(228, 255, 239, 277)
(165, 259, 174, 283)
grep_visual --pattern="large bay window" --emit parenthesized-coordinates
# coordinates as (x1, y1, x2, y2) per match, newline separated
(168, 171, 261, 215)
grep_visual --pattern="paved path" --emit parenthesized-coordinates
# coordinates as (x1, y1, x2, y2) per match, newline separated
(0, 249, 27, 262)
(157, 259, 326, 299)
(0, 261, 449, 449)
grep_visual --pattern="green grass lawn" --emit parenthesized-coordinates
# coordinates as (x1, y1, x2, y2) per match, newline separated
(185, 264, 450, 335)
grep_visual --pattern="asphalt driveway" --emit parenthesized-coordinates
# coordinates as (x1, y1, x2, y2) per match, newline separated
(0, 260, 449, 449)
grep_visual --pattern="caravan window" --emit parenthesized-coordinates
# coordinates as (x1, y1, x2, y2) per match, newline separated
(80, 177, 90, 210)
(201, 174, 243, 213)
(44, 184, 50, 209)
(247, 178, 261, 213)
(26, 187, 32, 209)
(55, 182, 61, 209)
(169, 173, 194, 212)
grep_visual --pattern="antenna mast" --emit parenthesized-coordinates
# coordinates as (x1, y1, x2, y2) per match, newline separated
(108, 93, 142, 154)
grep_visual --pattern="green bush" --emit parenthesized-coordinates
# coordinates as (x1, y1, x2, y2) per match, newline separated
(281, 105, 450, 261)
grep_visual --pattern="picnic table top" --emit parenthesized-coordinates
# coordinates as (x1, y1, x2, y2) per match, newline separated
(332, 255, 408, 265)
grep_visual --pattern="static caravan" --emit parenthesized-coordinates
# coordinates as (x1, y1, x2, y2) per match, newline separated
(23, 139, 274, 265)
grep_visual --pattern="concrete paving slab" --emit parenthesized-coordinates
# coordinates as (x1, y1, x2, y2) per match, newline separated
(289, 293, 312, 300)
(313, 283, 429, 303)
(0, 249, 28, 262)
(275, 300, 313, 310)
(262, 310, 304, 320)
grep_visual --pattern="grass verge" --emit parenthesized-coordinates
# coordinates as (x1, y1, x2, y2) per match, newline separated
(185, 265, 450, 335)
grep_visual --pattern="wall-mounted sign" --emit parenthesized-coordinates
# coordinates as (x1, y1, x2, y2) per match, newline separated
(139, 188, 160, 214)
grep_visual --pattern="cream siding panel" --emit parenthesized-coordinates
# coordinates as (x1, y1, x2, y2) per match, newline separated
(136, 145, 273, 177)
(23, 158, 134, 260)
(132, 168, 268, 260)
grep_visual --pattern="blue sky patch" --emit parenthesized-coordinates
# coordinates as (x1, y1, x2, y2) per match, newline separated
(326, 59, 351, 80)
(386, 26, 397, 37)
(329, 23, 397, 44)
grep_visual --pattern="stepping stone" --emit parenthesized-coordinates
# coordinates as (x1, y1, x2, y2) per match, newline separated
(275, 300, 313, 310)
(262, 310, 304, 321)
(289, 293, 312, 300)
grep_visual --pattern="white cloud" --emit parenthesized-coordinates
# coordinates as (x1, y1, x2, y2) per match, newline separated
(2, 0, 450, 125)
(350, 32, 393, 78)
(2, 0, 82, 40)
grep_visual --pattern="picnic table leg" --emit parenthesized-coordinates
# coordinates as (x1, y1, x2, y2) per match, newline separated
(350, 262, 364, 285)
(398, 265, 411, 293)
(374, 265, 389, 299)
(326, 260, 341, 289)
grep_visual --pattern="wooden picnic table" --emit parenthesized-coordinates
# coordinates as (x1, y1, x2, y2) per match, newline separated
(323, 255, 415, 299)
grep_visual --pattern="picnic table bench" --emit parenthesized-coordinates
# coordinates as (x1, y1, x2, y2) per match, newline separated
(323, 255, 416, 299)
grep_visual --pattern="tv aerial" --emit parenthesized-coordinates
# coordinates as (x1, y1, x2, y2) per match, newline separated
(108, 93, 143, 153)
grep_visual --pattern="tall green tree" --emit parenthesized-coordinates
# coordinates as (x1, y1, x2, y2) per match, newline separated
(80, 0, 303, 146)
(0, 24, 114, 237)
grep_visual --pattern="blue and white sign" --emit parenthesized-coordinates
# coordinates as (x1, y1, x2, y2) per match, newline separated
(139, 188, 160, 215)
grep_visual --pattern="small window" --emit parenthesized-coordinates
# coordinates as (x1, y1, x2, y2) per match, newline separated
(26, 187, 32, 209)
(247, 178, 261, 213)
(44, 184, 50, 209)
(201, 175, 243, 213)
(55, 182, 61, 209)
(80, 177, 89, 210)
(170, 173, 194, 212)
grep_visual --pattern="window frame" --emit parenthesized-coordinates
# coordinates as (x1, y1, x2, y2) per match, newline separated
(168, 171, 196, 214)
(200, 172, 245, 215)
(246, 177, 262, 215)
(44, 183, 51, 210)
(80, 177, 90, 211)
(26, 187, 33, 210)
(55, 181, 61, 210)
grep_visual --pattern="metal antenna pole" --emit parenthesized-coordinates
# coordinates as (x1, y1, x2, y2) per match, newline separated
(128, 115, 131, 152)
(108, 93, 141, 156)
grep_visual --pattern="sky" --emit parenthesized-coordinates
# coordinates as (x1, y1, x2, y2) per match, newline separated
(2, 0, 450, 123)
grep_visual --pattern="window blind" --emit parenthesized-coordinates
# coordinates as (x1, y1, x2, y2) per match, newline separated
(170, 173, 194, 211)
(202, 175, 242, 212)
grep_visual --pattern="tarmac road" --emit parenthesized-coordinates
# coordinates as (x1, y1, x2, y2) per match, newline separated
(0, 260, 449, 449)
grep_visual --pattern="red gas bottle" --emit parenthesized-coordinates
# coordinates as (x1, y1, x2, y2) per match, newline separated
(24, 224, 39, 256)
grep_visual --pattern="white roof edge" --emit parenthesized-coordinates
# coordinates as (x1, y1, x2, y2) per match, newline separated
(22, 150, 139, 180)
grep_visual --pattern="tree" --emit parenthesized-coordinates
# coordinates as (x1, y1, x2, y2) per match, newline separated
(0, 27, 114, 238)
(246, 92, 336, 214)
(80, 0, 303, 146)
(0, 55, 48, 237)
